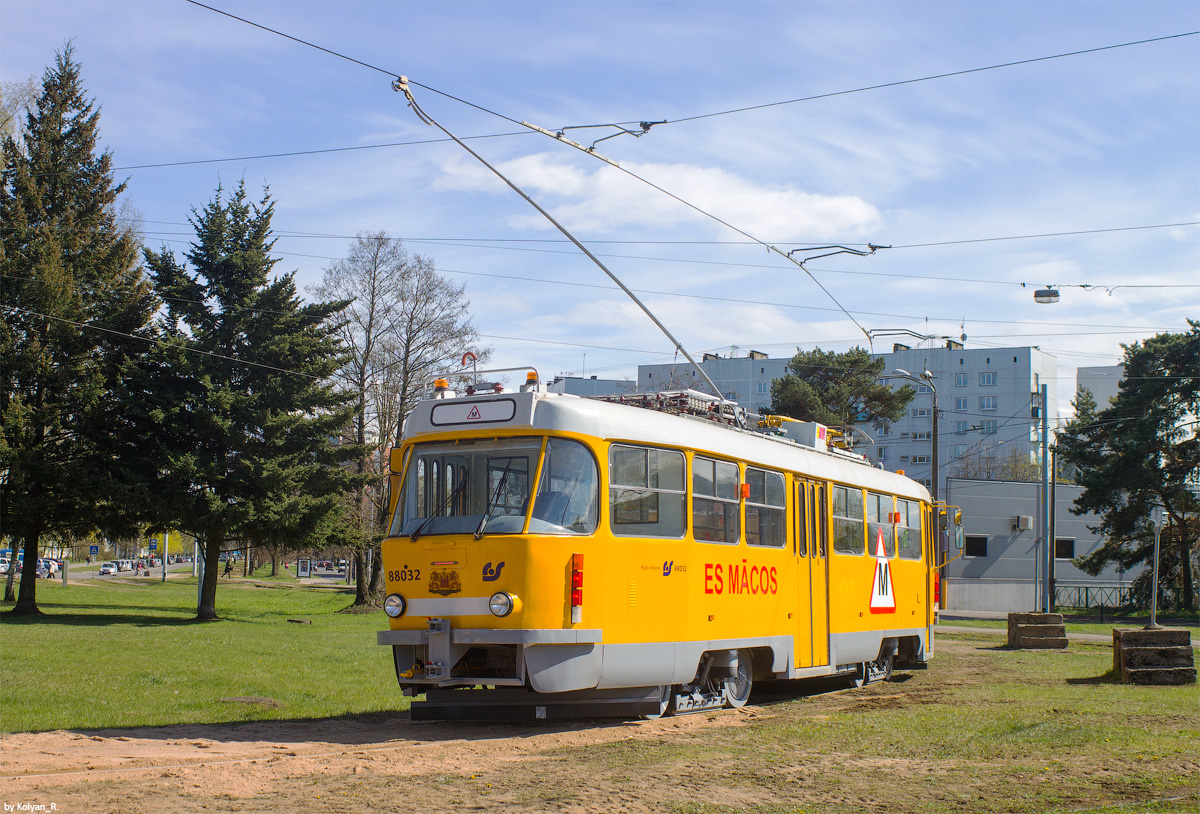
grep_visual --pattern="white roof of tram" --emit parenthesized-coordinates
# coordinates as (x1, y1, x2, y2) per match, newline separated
(404, 390, 930, 503)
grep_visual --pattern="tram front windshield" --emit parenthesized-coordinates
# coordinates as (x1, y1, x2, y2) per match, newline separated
(390, 437, 598, 539)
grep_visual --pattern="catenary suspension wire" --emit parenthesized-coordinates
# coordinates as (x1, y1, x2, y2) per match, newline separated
(664, 32, 1200, 125)
(390, 77, 738, 418)
(3, 304, 322, 380)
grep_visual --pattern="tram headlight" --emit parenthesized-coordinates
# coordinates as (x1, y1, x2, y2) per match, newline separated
(489, 591, 517, 617)
(384, 594, 407, 618)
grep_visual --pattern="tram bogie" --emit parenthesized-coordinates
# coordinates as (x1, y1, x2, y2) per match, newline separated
(378, 371, 953, 720)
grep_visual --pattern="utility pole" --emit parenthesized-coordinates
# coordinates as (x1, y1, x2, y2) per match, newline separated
(1039, 384, 1051, 613)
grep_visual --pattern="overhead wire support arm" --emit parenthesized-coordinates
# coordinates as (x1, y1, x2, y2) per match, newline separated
(393, 78, 739, 425)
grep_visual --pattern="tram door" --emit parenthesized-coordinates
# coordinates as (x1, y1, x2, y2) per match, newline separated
(793, 481, 814, 668)
(795, 481, 830, 668)
(810, 482, 830, 667)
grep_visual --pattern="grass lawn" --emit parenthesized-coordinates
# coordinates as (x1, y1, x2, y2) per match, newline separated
(0, 576, 406, 732)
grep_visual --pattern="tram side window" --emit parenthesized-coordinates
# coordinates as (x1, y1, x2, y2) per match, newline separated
(692, 456, 740, 544)
(610, 445, 686, 538)
(832, 485, 865, 555)
(746, 467, 786, 547)
(897, 499, 922, 559)
(866, 492, 896, 557)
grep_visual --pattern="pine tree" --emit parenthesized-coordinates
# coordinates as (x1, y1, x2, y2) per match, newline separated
(1, 47, 154, 614)
(143, 182, 365, 620)
(770, 347, 915, 438)
(1057, 323, 1199, 610)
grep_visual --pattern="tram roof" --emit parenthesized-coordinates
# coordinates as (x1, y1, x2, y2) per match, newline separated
(405, 391, 930, 502)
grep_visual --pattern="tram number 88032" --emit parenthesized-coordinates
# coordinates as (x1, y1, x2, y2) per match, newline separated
(388, 567, 421, 582)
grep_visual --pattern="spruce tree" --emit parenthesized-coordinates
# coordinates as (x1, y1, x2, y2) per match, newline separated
(1, 47, 154, 614)
(770, 347, 915, 437)
(1057, 323, 1199, 610)
(143, 182, 365, 620)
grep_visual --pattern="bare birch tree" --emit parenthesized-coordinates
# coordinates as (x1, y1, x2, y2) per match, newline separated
(310, 231, 487, 605)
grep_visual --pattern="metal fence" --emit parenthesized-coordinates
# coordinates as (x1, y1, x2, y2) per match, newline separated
(1054, 585, 1132, 609)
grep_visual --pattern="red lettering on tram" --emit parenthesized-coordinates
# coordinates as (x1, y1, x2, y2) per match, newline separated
(703, 563, 778, 596)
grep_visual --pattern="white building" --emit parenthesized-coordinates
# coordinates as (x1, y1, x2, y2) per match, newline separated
(863, 343, 1058, 501)
(1076, 364, 1124, 408)
(944, 477, 1137, 613)
(637, 342, 1058, 501)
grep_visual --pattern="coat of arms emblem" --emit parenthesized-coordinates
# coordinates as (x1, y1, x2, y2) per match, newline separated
(428, 569, 462, 596)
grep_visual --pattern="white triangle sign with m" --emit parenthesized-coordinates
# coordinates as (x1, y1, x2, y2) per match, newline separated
(466, 405, 482, 420)
(869, 527, 896, 614)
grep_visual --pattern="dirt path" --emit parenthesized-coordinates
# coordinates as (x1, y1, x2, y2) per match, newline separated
(0, 706, 748, 814)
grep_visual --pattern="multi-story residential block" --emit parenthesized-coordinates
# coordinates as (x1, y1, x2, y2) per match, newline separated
(637, 342, 1057, 501)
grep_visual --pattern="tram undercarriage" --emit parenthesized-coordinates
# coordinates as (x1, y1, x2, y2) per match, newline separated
(390, 636, 910, 721)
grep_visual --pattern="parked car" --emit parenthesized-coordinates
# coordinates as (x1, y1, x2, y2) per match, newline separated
(117, 559, 133, 572)
(0, 558, 8, 575)
(98, 562, 117, 576)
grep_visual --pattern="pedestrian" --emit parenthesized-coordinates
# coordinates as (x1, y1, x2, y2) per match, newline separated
(223, 559, 233, 578)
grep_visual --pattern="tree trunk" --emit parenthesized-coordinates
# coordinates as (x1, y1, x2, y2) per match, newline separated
(7, 529, 44, 616)
(270, 547, 278, 577)
(353, 548, 370, 605)
(1179, 532, 1194, 612)
(368, 542, 384, 595)
(4, 560, 16, 602)
(196, 534, 222, 621)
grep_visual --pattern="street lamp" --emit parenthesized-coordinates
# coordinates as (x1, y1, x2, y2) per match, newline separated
(893, 368, 938, 502)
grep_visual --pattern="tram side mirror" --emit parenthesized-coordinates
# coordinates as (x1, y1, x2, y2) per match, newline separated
(953, 510, 964, 550)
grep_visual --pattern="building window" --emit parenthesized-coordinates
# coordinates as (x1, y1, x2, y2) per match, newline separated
(878, 426, 890, 437)
(954, 397, 968, 412)
(1055, 539, 1075, 559)
(979, 372, 997, 386)
(917, 384, 933, 394)
(954, 444, 967, 458)
(955, 372, 967, 387)
(878, 446, 888, 462)
(979, 396, 998, 411)
(756, 382, 768, 395)
(955, 420, 969, 434)
(980, 420, 998, 434)
(913, 431, 931, 441)
(964, 535, 988, 557)
(913, 408, 931, 418)
(911, 455, 930, 464)
(692, 456, 739, 544)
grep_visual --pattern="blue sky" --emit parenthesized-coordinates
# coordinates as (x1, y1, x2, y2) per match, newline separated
(3, 1, 1197, 412)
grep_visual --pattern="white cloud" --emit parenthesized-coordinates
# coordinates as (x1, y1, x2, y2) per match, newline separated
(434, 152, 882, 240)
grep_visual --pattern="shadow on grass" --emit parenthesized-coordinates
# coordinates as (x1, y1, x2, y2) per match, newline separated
(1065, 669, 1123, 685)
(1, 609, 201, 627)
(60, 709, 631, 746)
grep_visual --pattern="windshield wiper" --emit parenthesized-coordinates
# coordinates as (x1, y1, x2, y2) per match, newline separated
(411, 476, 469, 542)
(474, 460, 514, 540)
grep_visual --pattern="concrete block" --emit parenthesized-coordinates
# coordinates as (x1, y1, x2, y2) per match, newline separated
(1122, 667, 1197, 686)
(1017, 624, 1067, 637)
(1008, 612, 1064, 625)
(1016, 636, 1069, 649)
(1123, 647, 1195, 669)
(1113, 628, 1191, 648)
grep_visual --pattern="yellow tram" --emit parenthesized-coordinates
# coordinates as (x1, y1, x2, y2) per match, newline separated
(378, 368, 957, 719)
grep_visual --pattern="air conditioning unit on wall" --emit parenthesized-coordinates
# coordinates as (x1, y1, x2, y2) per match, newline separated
(1013, 515, 1033, 530)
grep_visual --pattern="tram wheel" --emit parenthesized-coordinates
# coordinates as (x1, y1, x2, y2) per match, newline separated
(723, 649, 753, 709)
(641, 685, 675, 720)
